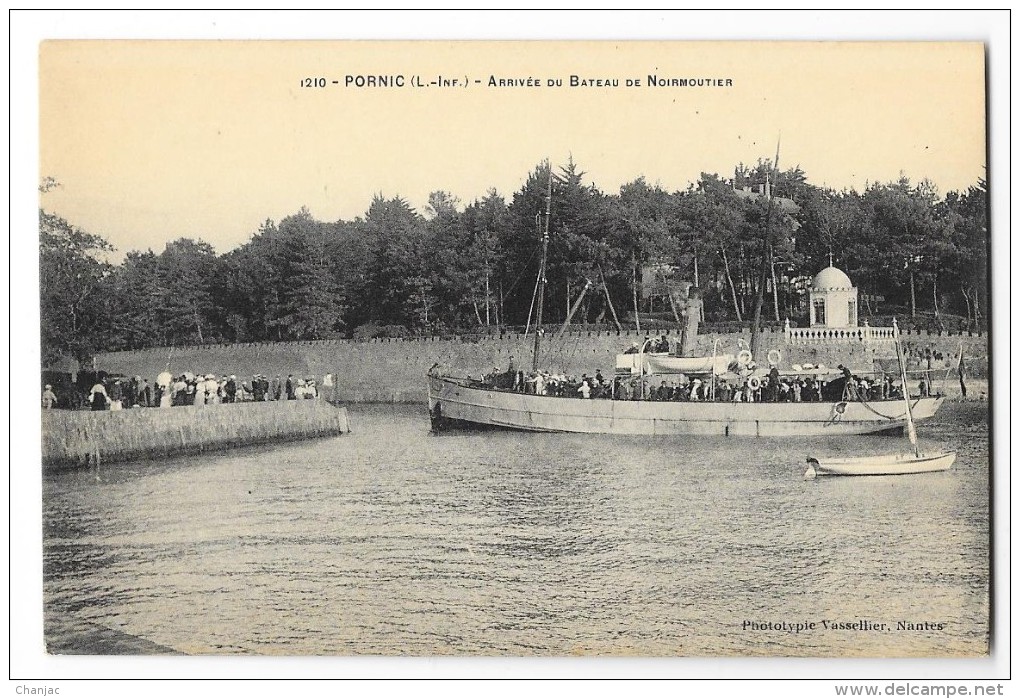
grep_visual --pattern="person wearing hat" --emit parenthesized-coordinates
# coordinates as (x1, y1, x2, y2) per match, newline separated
(89, 382, 110, 411)
(767, 364, 780, 402)
(193, 374, 207, 406)
(204, 375, 219, 404)
(170, 375, 187, 406)
(224, 375, 237, 403)
(109, 379, 124, 411)
(41, 384, 57, 409)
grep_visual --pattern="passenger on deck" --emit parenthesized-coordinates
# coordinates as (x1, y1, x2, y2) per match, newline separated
(534, 373, 546, 396)
(578, 379, 591, 399)
(858, 377, 871, 401)
(768, 366, 780, 401)
(716, 381, 731, 402)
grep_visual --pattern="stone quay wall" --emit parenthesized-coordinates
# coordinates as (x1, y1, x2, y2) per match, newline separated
(94, 328, 989, 404)
(43, 401, 351, 470)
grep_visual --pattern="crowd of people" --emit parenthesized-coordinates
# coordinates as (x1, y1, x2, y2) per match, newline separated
(42, 372, 336, 410)
(477, 355, 914, 405)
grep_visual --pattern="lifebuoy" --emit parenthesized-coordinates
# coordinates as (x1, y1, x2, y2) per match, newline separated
(737, 350, 753, 367)
(747, 376, 761, 391)
(767, 349, 782, 366)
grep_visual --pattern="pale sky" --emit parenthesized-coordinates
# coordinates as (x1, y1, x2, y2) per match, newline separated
(39, 40, 985, 257)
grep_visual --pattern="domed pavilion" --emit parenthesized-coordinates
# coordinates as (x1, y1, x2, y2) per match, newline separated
(785, 263, 895, 345)
(809, 265, 858, 328)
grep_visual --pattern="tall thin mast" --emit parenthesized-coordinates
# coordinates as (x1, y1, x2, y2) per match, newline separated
(893, 318, 920, 457)
(749, 136, 781, 360)
(532, 164, 553, 371)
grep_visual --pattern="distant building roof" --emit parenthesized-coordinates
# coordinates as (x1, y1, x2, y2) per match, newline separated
(812, 266, 854, 290)
(732, 186, 800, 214)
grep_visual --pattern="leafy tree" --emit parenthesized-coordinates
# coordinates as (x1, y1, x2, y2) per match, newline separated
(39, 159, 989, 353)
(938, 180, 987, 330)
(360, 195, 433, 331)
(272, 209, 347, 340)
(39, 210, 114, 364)
(459, 190, 508, 327)
(106, 250, 166, 349)
(156, 238, 222, 344)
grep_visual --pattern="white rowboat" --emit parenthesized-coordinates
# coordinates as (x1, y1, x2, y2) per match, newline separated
(804, 319, 954, 478)
(806, 452, 955, 477)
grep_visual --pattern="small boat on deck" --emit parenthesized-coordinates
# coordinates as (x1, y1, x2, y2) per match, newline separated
(805, 319, 955, 478)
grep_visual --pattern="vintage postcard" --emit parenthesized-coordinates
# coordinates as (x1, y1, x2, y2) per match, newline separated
(16, 14, 1003, 686)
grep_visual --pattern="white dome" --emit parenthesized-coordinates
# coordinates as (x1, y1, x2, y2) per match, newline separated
(812, 266, 853, 290)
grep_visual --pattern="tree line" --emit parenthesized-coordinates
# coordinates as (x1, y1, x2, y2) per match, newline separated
(39, 159, 988, 367)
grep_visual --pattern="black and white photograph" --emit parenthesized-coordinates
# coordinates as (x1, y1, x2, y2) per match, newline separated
(11, 10, 1007, 691)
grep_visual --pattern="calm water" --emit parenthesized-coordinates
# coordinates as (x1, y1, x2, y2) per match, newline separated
(43, 401, 990, 656)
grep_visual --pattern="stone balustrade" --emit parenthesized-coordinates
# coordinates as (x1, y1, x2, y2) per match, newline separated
(785, 323, 896, 344)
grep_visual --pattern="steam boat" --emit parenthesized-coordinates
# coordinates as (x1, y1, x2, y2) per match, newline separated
(426, 372, 944, 437)
(426, 166, 945, 437)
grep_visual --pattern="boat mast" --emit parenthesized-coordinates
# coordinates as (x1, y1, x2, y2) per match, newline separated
(893, 318, 920, 457)
(749, 136, 781, 360)
(532, 164, 553, 371)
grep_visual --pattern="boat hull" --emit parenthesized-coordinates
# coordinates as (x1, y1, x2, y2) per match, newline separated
(807, 452, 955, 476)
(427, 376, 945, 437)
